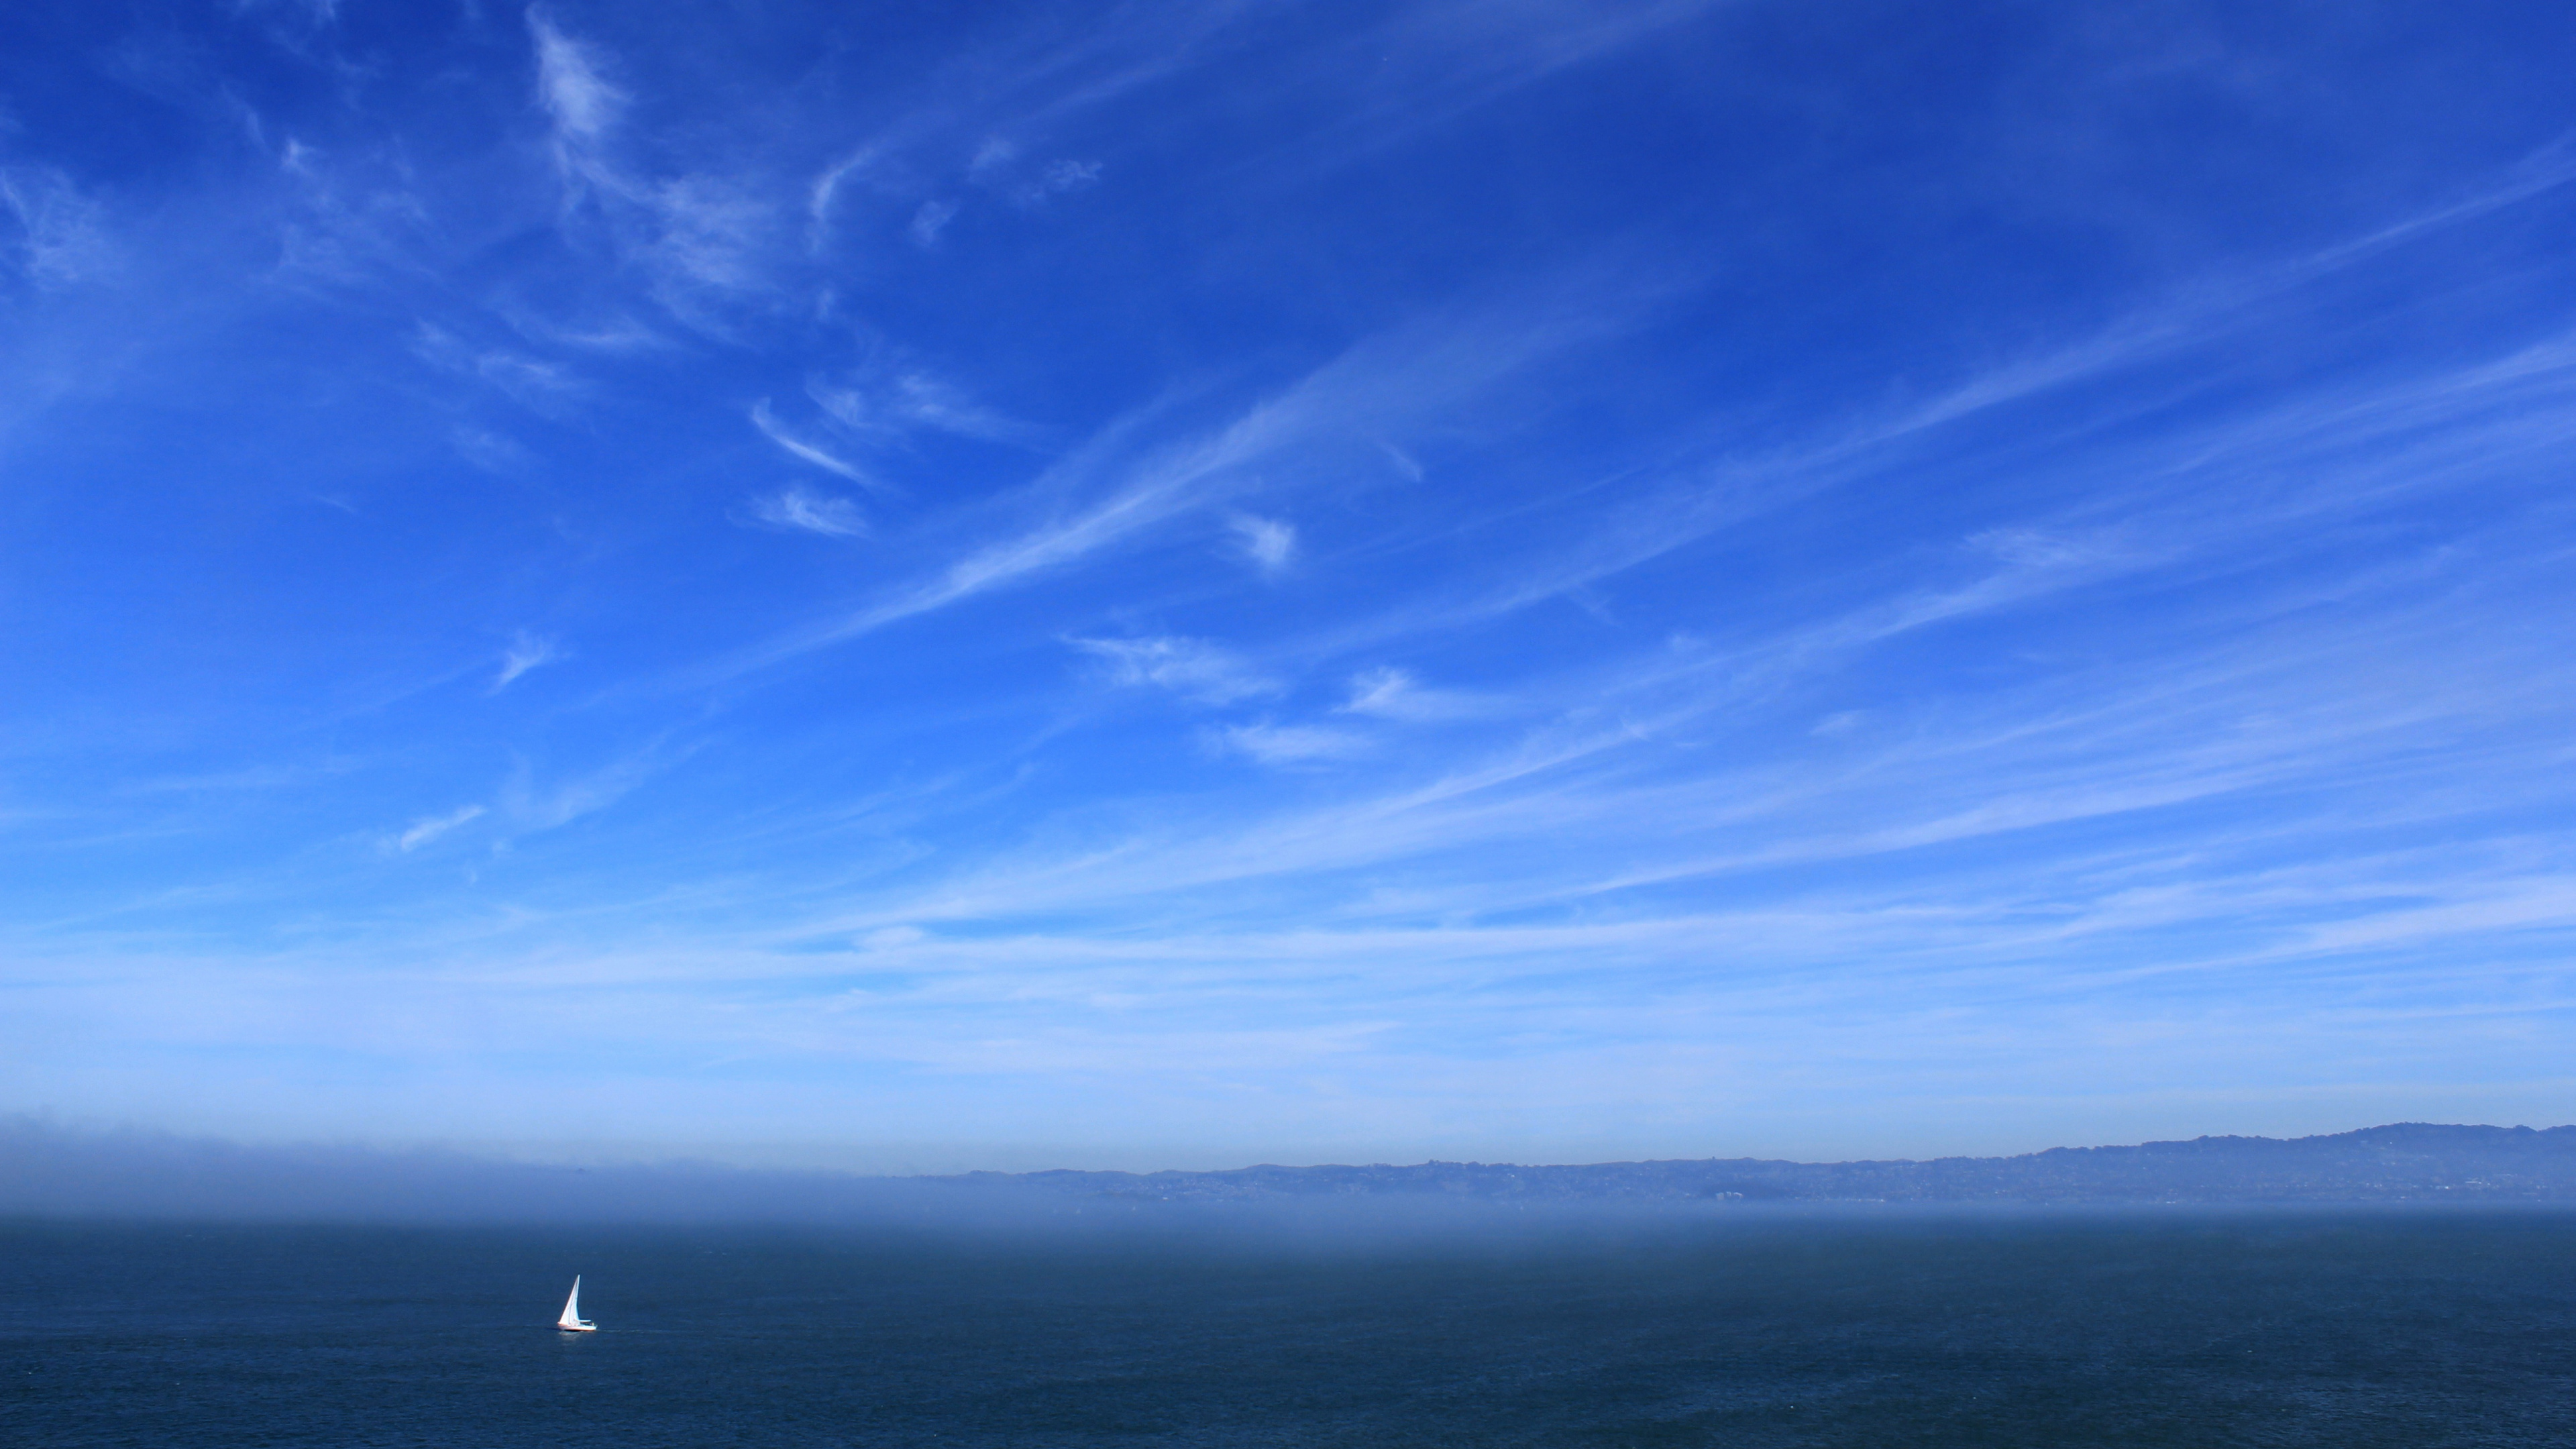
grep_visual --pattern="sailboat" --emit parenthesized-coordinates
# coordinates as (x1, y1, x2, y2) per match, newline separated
(555, 1276, 596, 1332)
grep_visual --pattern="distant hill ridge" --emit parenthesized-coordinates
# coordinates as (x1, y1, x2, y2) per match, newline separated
(957, 1123, 2576, 1203)
(7, 1118, 2576, 1218)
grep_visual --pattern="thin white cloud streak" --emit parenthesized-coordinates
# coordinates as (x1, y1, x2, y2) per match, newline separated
(747, 485, 867, 538)
(1341, 667, 1415, 716)
(491, 633, 560, 693)
(749, 400, 885, 492)
(1298, 0, 1730, 162)
(499, 741, 691, 836)
(1071, 635, 1277, 704)
(777, 637, 2514, 974)
(1338, 667, 1497, 723)
(1309, 148, 2576, 655)
(1035, 0, 1725, 184)
(2300, 135, 2576, 275)
(805, 146, 877, 248)
(967, 138, 1016, 182)
(1884, 142, 2576, 439)
(2286, 877, 2576, 958)
(730, 851, 2576, 1002)
(410, 323, 584, 415)
(394, 804, 485, 853)
(808, 370, 1046, 448)
(504, 309, 666, 356)
(1227, 514, 1295, 573)
(1216, 722, 1369, 765)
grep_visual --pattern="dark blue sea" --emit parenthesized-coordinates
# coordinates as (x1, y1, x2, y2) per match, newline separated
(7, 1209, 2574, 1446)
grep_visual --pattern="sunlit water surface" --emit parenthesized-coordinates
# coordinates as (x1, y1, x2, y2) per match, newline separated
(7, 1210, 2574, 1446)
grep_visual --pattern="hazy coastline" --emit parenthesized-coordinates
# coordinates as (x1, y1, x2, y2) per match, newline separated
(11, 1118, 2573, 1226)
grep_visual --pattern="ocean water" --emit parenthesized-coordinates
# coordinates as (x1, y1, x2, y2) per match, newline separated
(6, 1209, 2573, 1447)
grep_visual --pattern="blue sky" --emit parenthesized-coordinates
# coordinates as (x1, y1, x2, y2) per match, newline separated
(5, 1, 2575, 1171)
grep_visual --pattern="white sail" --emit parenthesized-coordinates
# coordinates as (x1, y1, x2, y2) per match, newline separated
(556, 1276, 594, 1331)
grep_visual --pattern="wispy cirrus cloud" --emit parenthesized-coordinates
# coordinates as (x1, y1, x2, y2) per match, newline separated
(808, 368, 1044, 448)
(643, 175, 774, 299)
(749, 399, 884, 492)
(1215, 721, 1370, 765)
(525, 13, 781, 327)
(1071, 635, 1277, 705)
(0, 166, 115, 288)
(499, 739, 696, 837)
(410, 323, 584, 415)
(268, 138, 435, 290)
(1337, 666, 1494, 723)
(706, 275, 1662, 680)
(970, 146, 1103, 208)
(805, 146, 878, 247)
(697, 281, 2576, 957)
(530, 11, 626, 153)
(908, 199, 958, 249)
(449, 426, 535, 475)
(491, 633, 561, 693)
(745, 484, 867, 538)
(1227, 514, 1295, 574)
(394, 804, 485, 853)
(1299, 168, 2576, 664)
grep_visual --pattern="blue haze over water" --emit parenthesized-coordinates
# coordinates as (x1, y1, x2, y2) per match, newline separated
(9, 1212, 2576, 1447)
